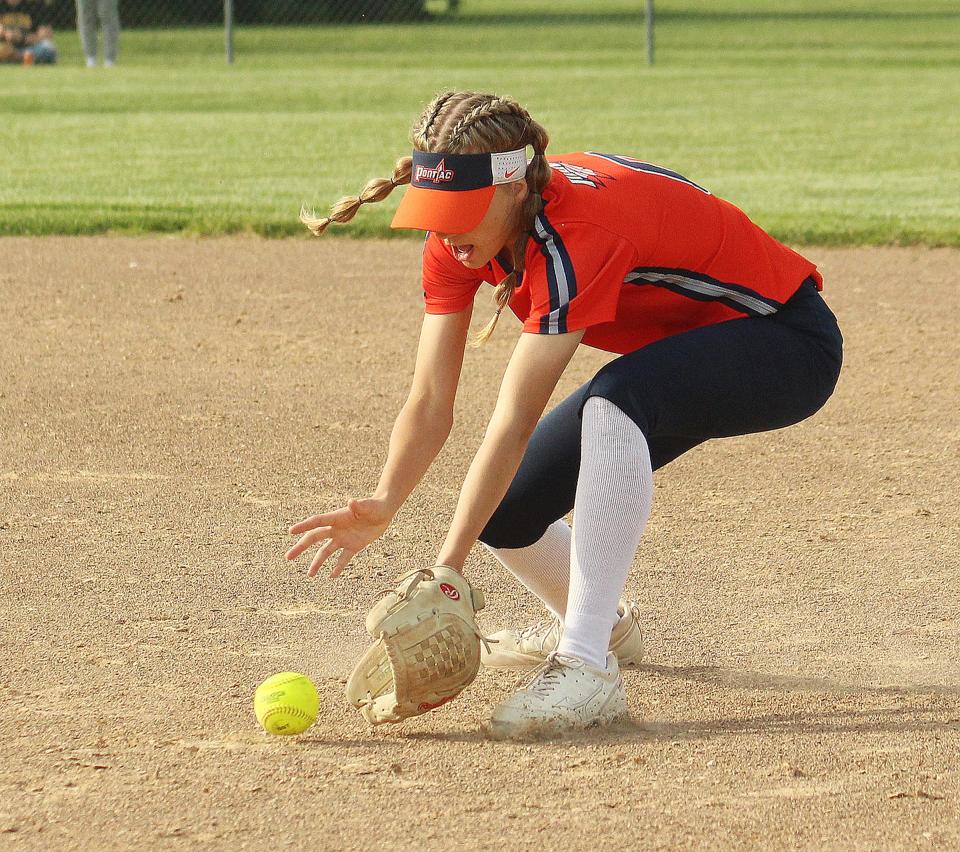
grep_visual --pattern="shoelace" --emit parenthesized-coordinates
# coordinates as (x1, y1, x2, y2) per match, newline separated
(524, 652, 576, 699)
(517, 617, 559, 642)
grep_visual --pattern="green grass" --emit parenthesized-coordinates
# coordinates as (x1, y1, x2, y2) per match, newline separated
(2, 0, 959, 244)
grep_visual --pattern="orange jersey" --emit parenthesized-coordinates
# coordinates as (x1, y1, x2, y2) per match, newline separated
(421, 152, 822, 355)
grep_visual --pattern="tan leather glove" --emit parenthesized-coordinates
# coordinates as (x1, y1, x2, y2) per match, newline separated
(346, 566, 486, 725)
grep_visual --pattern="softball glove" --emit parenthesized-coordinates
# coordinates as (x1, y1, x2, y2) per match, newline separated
(346, 565, 487, 725)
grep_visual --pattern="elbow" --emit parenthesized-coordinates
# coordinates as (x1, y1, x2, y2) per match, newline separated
(404, 394, 454, 439)
(435, 412, 455, 439)
(513, 418, 539, 444)
(485, 414, 539, 447)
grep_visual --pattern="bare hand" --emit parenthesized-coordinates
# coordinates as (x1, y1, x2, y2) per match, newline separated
(286, 497, 392, 578)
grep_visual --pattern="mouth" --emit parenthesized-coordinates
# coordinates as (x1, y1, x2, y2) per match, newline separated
(450, 244, 475, 263)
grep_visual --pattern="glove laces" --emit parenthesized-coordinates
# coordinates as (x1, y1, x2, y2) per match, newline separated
(375, 566, 496, 654)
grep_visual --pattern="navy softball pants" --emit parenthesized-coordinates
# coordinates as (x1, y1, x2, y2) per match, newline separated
(479, 278, 843, 549)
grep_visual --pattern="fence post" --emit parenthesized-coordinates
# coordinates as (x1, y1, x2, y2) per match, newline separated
(225, 0, 234, 65)
(645, 0, 654, 65)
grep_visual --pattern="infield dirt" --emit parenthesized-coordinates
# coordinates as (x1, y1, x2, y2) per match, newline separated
(1, 238, 958, 850)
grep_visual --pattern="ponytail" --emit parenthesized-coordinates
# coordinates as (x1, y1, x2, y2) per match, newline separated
(301, 156, 412, 237)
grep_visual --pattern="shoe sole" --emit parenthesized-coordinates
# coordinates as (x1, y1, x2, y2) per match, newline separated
(484, 694, 629, 741)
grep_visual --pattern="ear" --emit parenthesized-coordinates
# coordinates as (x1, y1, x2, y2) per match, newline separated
(511, 180, 530, 204)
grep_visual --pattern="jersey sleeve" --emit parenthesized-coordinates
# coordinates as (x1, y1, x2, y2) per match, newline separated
(522, 220, 636, 335)
(421, 232, 483, 315)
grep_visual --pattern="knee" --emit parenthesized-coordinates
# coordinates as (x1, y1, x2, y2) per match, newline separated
(479, 500, 552, 550)
(807, 342, 843, 419)
(581, 365, 653, 436)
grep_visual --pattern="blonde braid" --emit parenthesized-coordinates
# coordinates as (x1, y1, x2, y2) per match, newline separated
(300, 156, 411, 237)
(301, 90, 471, 236)
(446, 97, 527, 147)
(414, 90, 457, 149)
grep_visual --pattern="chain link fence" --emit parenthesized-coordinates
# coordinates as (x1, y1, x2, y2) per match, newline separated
(41, 0, 460, 28)
(35, 0, 653, 65)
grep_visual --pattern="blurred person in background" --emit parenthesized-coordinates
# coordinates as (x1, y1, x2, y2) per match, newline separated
(0, 0, 57, 64)
(76, 0, 118, 67)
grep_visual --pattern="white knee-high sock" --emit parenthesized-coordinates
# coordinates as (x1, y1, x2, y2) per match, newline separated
(558, 396, 653, 670)
(482, 519, 571, 617)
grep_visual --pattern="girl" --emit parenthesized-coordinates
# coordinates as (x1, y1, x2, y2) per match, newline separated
(286, 91, 842, 738)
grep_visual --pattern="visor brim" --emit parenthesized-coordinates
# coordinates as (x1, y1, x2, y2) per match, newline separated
(390, 185, 495, 234)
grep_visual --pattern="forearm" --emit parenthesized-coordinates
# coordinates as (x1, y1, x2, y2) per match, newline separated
(436, 422, 531, 571)
(372, 396, 452, 517)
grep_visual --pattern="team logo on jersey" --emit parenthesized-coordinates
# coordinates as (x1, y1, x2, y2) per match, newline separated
(585, 152, 712, 195)
(551, 161, 614, 189)
(415, 159, 455, 184)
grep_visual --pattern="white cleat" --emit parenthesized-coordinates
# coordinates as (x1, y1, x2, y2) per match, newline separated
(485, 652, 628, 739)
(481, 601, 644, 669)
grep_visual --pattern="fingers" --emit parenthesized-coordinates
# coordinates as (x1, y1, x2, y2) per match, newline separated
(307, 539, 339, 578)
(330, 548, 355, 579)
(284, 526, 333, 561)
(287, 501, 372, 578)
(289, 512, 338, 535)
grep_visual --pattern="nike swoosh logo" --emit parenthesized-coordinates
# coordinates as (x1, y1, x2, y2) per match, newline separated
(504, 167, 520, 179)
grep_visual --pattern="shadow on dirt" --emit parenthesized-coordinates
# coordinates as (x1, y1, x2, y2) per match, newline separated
(643, 663, 960, 697)
(374, 663, 960, 747)
(393, 707, 960, 748)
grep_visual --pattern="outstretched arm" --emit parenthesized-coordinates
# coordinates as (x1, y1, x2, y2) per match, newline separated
(287, 307, 473, 576)
(436, 329, 585, 571)
(369, 308, 473, 515)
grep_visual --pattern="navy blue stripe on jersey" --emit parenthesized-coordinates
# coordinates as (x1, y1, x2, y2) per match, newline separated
(624, 267, 783, 317)
(531, 213, 578, 334)
(584, 152, 711, 195)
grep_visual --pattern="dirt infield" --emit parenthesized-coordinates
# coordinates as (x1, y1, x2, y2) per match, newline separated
(1, 237, 958, 850)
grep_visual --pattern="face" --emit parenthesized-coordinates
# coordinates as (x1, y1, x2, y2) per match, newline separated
(435, 181, 528, 269)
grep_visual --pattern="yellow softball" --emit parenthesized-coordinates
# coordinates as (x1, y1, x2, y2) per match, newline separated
(253, 672, 319, 736)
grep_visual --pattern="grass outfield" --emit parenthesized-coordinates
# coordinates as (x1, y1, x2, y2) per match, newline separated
(3, 0, 958, 244)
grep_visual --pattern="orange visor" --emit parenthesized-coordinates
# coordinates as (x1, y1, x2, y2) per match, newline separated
(391, 148, 527, 234)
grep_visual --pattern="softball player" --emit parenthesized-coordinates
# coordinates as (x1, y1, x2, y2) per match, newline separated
(287, 91, 842, 737)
